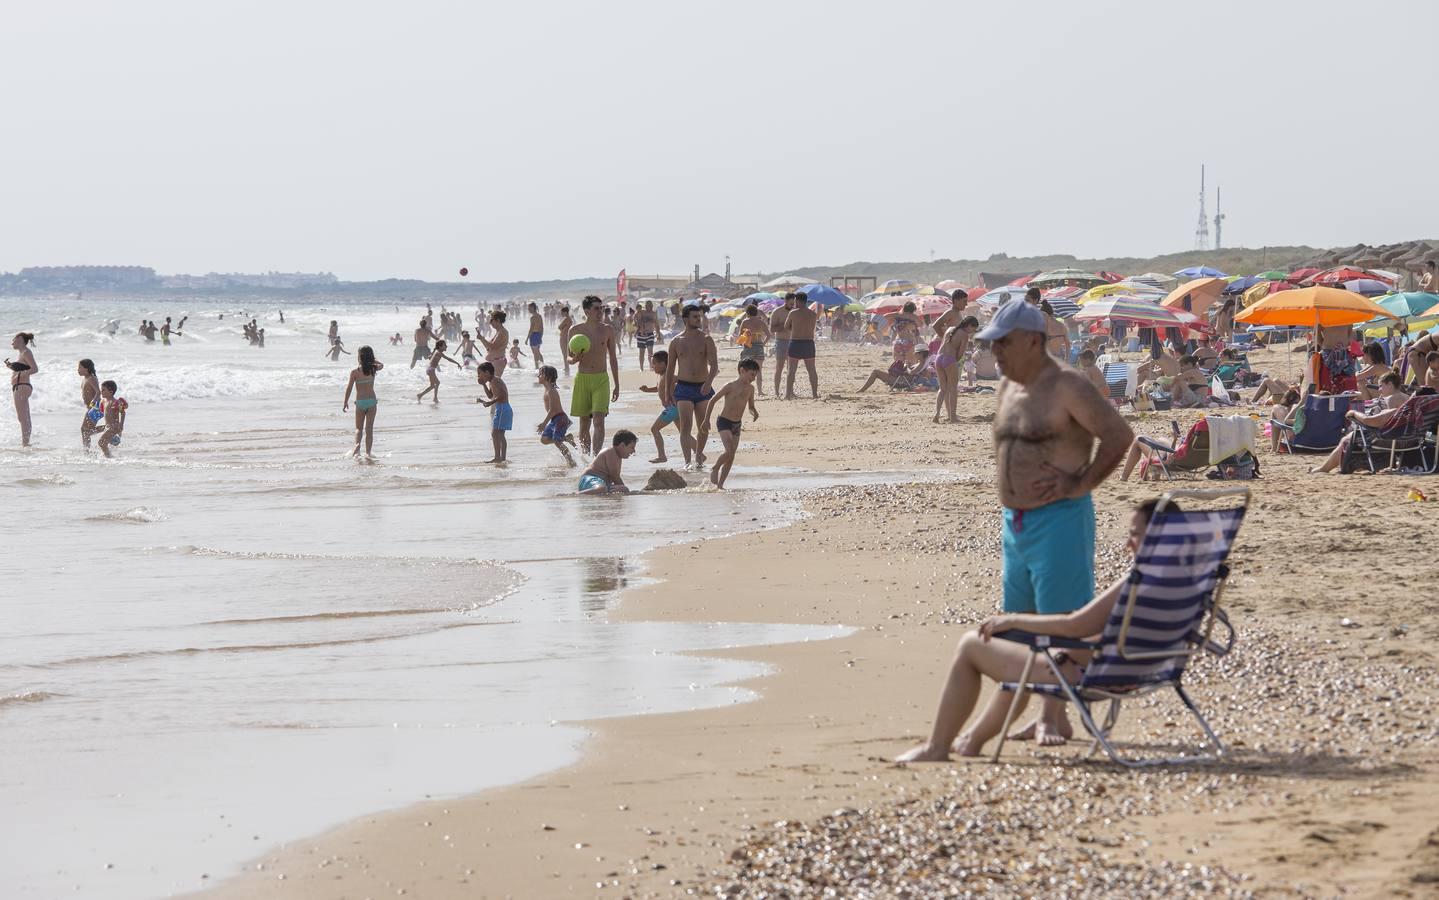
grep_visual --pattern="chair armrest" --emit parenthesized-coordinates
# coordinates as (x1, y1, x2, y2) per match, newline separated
(991, 630, 1099, 651)
(1269, 419, 1294, 434)
(1138, 435, 1177, 453)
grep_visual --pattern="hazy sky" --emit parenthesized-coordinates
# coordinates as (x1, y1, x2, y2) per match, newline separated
(3, 0, 1435, 282)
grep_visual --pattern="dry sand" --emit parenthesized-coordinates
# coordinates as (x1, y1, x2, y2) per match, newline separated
(208, 344, 1439, 899)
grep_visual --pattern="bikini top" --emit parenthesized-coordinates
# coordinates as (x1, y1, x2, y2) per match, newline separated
(355, 377, 374, 386)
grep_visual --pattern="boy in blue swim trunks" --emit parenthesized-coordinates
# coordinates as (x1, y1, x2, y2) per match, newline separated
(536, 365, 577, 466)
(639, 349, 678, 463)
(578, 430, 637, 495)
(475, 362, 512, 463)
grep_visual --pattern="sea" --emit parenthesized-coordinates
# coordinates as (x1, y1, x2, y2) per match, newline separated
(0, 297, 876, 899)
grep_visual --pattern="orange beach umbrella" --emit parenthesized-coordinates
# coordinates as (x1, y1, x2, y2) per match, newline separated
(1234, 286, 1398, 328)
(1161, 277, 1227, 313)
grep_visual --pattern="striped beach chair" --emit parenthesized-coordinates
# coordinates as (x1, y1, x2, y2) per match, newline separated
(1103, 361, 1138, 407)
(990, 488, 1248, 767)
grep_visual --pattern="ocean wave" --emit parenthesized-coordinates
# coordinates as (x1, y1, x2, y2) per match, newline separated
(0, 690, 63, 708)
(87, 506, 168, 524)
(15, 473, 76, 487)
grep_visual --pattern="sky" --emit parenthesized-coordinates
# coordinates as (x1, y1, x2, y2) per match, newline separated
(3, 0, 1436, 282)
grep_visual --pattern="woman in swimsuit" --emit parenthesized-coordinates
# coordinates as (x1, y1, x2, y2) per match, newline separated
(416, 340, 460, 403)
(78, 358, 101, 450)
(478, 310, 509, 378)
(932, 316, 979, 424)
(890, 303, 922, 364)
(7, 332, 37, 446)
(343, 346, 384, 457)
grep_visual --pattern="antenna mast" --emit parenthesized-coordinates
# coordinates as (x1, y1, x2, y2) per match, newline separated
(1213, 186, 1225, 250)
(1194, 165, 1210, 251)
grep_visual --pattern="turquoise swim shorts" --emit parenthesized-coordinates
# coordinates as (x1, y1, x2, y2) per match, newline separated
(1001, 494, 1095, 615)
(578, 473, 609, 493)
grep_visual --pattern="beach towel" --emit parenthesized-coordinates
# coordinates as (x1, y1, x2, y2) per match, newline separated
(1206, 415, 1258, 465)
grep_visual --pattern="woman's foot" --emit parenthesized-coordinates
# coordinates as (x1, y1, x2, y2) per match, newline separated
(895, 743, 949, 763)
(650, 455, 667, 463)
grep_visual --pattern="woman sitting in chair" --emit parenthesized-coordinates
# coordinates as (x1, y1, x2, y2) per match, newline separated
(897, 499, 1173, 762)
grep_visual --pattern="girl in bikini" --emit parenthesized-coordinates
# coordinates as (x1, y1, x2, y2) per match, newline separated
(343, 346, 384, 457)
(416, 340, 460, 403)
(7, 332, 37, 447)
(932, 316, 979, 425)
(78, 358, 101, 450)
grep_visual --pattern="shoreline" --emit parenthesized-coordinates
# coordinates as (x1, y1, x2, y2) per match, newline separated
(208, 345, 1439, 898)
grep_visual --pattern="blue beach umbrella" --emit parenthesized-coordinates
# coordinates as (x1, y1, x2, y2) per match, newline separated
(1174, 265, 1228, 278)
(796, 283, 853, 309)
(1222, 275, 1264, 294)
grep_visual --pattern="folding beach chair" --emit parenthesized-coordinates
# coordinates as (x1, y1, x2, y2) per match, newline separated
(1342, 394, 1439, 474)
(1137, 419, 1211, 480)
(1103, 362, 1138, 408)
(989, 488, 1247, 767)
(1273, 393, 1354, 453)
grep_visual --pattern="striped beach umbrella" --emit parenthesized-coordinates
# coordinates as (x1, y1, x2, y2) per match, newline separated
(1073, 295, 1185, 327)
(877, 278, 917, 294)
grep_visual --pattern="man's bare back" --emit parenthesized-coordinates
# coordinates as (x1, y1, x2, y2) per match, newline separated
(994, 366, 1128, 510)
(787, 307, 818, 341)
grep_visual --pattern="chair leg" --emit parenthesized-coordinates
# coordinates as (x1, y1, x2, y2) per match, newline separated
(990, 653, 1034, 763)
(1175, 685, 1227, 757)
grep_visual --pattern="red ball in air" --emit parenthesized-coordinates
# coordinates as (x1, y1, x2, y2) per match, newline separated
(459, 267, 469, 277)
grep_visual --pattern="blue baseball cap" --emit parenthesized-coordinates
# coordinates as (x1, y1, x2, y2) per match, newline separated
(976, 299, 1047, 341)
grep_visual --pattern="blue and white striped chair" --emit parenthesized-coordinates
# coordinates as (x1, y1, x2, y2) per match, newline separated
(990, 488, 1247, 767)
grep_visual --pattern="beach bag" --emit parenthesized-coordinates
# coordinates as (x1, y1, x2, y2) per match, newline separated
(1208, 450, 1260, 480)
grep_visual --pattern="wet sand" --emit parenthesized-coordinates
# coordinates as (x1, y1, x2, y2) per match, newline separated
(208, 343, 1439, 899)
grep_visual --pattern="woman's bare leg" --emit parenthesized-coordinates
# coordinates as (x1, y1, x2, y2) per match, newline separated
(15, 385, 33, 446)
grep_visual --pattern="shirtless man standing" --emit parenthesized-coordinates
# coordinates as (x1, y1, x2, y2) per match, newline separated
(769, 294, 795, 398)
(965, 300, 1133, 748)
(931, 290, 969, 343)
(558, 305, 575, 377)
(784, 293, 820, 400)
(635, 301, 658, 371)
(526, 302, 546, 368)
(410, 318, 438, 369)
(568, 296, 620, 455)
(664, 304, 719, 467)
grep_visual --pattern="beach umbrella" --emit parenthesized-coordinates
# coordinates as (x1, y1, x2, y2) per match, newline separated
(864, 294, 919, 315)
(1373, 292, 1439, 320)
(744, 291, 780, 302)
(935, 279, 968, 293)
(1256, 270, 1290, 280)
(1241, 279, 1295, 308)
(1314, 266, 1394, 286)
(876, 278, 917, 294)
(1424, 299, 1439, 318)
(1045, 296, 1081, 319)
(796, 283, 853, 309)
(1222, 275, 1265, 294)
(1006, 274, 1035, 287)
(1234, 286, 1399, 328)
(761, 274, 811, 290)
(1129, 272, 1180, 289)
(1343, 278, 1392, 296)
(1029, 268, 1107, 288)
(842, 302, 865, 312)
(1288, 267, 1322, 284)
(1073, 296, 1185, 327)
(1161, 277, 1228, 312)
(1173, 265, 1227, 278)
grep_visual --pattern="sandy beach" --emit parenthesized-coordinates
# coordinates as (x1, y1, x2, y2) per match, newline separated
(205, 343, 1439, 899)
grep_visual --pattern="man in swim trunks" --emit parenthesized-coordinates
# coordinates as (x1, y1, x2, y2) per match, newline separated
(664, 304, 719, 468)
(411, 318, 438, 368)
(635, 301, 658, 371)
(977, 299, 1133, 746)
(526, 302, 545, 368)
(784, 292, 820, 400)
(568, 295, 620, 455)
(769, 294, 794, 398)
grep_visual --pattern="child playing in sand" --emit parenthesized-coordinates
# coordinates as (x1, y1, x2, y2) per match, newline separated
(536, 365, 577, 466)
(702, 359, 759, 489)
(578, 430, 637, 495)
(475, 362, 511, 463)
(97, 380, 127, 458)
(638, 349, 678, 463)
(416, 340, 460, 403)
(508, 339, 527, 370)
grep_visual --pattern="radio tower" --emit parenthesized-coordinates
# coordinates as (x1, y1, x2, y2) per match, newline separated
(1193, 165, 1210, 251)
(1213, 186, 1226, 250)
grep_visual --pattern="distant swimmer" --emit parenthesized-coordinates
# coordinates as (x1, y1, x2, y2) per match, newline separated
(325, 337, 351, 362)
(257, 328, 265, 348)
(416, 340, 460, 403)
(160, 317, 179, 346)
(577, 430, 637, 495)
(279, 310, 285, 324)
(478, 310, 510, 378)
(475, 362, 512, 463)
(783, 292, 820, 400)
(567, 296, 620, 455)
(638, 349, 677, 463)
(342, 346, 384, 458)
(526, 302, 545, 368)
(389, 332, 403, 346)
(410, 318, 438, 369)
(536, 365, 577, 466)
(78, 358, 101, 450)
(96, 380, 127, 458)
(101, 319, 120, 336)
(663, 304, 717, 468)
(702, 358, 760, 490)
(328, 320, 338, 344)
(7, 332, 37, 446)
(557, 306, 574, 377)
(635, 300, 658, 370)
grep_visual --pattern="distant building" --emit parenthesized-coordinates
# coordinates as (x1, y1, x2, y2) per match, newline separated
(16, 265, 159, 290)
(161, 271, 339, 290)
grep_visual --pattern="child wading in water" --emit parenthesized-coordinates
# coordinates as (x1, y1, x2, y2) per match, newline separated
(702, 359, 760, 489)
(417, 340, 460, 403)
(578, 430, 637, 495)
(638, 349, 678, 463)
(475, 362, 512, 463)
(78, 358, 101, 450)
(508, 338, 527, 371)
(536, 365, 577, 466)
(97, 380, 127, 458)
(343, 346, 384, 458)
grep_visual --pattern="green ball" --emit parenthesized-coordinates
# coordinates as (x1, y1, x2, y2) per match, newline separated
(568, 334, 591, 355)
